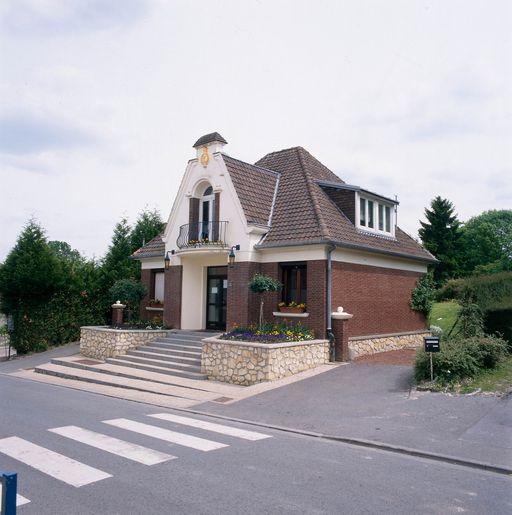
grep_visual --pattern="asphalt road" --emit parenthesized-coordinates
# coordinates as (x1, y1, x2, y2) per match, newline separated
(1, 374, 510, 515)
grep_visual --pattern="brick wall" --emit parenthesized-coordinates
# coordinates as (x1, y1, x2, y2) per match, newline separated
(226, 262, 261, 329)
(305, 260, 328, 339)
(164, 266, 183, 328)
(331, 261, 426, 336)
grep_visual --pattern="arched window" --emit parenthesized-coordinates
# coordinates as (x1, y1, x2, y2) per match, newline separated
(199, 185, 215, 240)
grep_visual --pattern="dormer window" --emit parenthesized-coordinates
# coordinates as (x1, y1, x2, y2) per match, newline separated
(358, 194, 394, 236)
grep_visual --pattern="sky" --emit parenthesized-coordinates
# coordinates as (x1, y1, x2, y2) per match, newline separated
(0, 0, 510, 261)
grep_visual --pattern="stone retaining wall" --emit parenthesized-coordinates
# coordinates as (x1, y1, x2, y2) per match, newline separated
(348, 331, 430, 359)
(80, 326, 169, 359)
(201, 337, 329, 386)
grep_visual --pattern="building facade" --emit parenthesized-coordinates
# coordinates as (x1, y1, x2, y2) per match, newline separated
(133, 133, 435, 357)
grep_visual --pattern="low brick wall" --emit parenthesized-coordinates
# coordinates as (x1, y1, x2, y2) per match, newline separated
(80, 326, 169, 360)
(201, 337, 329, 386)
(348, 331, 430, 359)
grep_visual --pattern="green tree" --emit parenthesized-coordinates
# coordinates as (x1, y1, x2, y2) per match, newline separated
(0, 219, 64, 313)
(419, 197, 462, 285)
(101, 218, 139, 284)
(130, 208, 165, 253)
(459, 210, 512, 276)
(248, 274, 282, 329)
(410, 272, 435, 316)
(109, 278, 147, 323)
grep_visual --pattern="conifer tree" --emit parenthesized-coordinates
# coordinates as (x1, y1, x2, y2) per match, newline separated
(419, 197, 462, 285)
(130, 208, 165, 253)
(0, 219, 64, 313)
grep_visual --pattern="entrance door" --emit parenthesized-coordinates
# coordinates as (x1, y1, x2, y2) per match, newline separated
(206, 266, 228, 330)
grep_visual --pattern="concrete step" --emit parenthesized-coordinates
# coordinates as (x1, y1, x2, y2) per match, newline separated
(146, 341, 202, 352)
(113, 354, 202, 372)
(49, 356, 242, 393)
(34, 363, 213, 399)
(136, 345, 201, 358)
(50, 358, 213, 390)
(155, 337, 203, 347)
(127, 349, 201, 366)
(105, 357, 208, 380)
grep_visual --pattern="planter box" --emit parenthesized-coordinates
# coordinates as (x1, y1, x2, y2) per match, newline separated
(278, 307, 305, 314)
(201, 337, 329, 386)
(80, 326, 169, 360)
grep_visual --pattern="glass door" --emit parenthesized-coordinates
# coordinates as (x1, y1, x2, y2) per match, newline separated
(206, 266, 228, 330)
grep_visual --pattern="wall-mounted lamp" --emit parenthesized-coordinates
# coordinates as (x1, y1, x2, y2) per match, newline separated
(228, 244, 240, 266)
(164, 250, 175, 270)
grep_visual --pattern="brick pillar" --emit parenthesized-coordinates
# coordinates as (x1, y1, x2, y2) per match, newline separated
(111, 301, 125, 326)
(164, 265, 182, 329)
(331, 317, 351, 361)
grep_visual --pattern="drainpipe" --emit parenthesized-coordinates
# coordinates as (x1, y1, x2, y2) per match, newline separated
(326, 243, 336, 362)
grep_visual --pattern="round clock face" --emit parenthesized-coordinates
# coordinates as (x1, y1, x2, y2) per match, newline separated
(200, 146, 210, 167)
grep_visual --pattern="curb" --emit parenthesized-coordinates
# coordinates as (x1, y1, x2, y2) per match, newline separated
(3, 371, 511, 476)
(160, 405, 512, 477)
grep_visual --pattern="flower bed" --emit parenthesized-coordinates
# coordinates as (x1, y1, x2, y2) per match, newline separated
(221, 322, 314, 344)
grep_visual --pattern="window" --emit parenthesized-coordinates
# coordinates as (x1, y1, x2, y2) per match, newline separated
(359, 198, 366, 226)
(357, 194, 394, 236)
(281, 263, 307, 305)
(368, 200, 374, 228)
(154, 272, 165, 303)
(385, 206, 391, 232)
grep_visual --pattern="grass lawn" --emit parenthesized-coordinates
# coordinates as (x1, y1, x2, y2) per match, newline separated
(429, 301, 461, 334)
(460, 356, 512, 394)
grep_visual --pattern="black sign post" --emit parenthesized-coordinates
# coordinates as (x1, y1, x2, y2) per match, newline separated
(424, 337, 440, 381)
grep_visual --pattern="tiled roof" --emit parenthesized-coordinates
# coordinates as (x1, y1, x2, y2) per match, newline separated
(132, 234, 164, 259)
(193, 132, 227, 148)
(222, 154, 280, 226)
(253, 146, 435, 262)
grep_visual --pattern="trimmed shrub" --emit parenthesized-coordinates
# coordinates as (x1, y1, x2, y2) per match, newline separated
(410, 273, 435, 315)
(415, 335, 508, 384)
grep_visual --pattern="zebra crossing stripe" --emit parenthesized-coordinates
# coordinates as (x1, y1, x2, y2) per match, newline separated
(148, 413, 272, 441)
(102, 418, 228, 452)
(48, 426, 176, 465)
(0, 436, 112, 487)
(0, 484, 30, 506)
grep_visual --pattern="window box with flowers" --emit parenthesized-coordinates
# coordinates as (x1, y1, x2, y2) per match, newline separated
(278, 301, 306, 314)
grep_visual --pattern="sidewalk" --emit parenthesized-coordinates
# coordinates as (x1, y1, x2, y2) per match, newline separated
(196, 361, 512, 471)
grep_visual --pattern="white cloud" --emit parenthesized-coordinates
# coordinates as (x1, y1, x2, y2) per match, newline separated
(0, 0, 510, 260)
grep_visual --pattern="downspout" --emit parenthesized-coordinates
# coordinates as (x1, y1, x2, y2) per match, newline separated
(326, 243, 336, 362)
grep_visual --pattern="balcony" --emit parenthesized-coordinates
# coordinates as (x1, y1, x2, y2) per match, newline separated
(176, 221, 229, 249)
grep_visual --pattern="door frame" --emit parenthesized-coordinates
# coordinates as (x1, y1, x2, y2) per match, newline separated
(205, 266, 228, 330)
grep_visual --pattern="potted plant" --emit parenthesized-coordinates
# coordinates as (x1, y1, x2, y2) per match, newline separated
(148, 298, 164, 307)
(278, 301, 306, 314)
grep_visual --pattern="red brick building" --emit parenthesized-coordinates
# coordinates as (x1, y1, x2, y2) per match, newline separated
(133, 133, 435, 359)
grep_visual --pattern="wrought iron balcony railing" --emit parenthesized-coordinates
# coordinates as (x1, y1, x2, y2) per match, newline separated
(176, 221, 229, 249)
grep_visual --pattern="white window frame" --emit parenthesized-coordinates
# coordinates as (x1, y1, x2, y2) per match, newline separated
(356, 192, 395, 237)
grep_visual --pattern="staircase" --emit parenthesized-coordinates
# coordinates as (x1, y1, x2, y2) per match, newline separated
(106, 331, 207, 380)
(33, 331, 216, 392)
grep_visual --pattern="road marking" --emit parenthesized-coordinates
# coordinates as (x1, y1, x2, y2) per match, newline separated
(102, 418, 228, 452)
(148, 413, 272, 441)
(0, 484, 30, 506)
(0, 436, 112, 487)
(48, 426, 176, 465)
